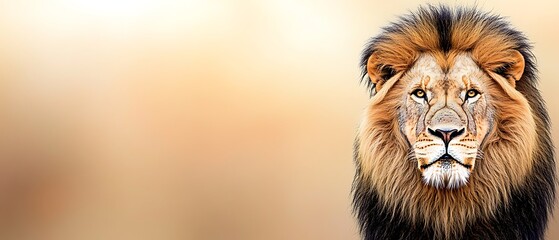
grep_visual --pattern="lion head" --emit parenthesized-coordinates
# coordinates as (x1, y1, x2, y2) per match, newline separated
(353, 5, 555, 239)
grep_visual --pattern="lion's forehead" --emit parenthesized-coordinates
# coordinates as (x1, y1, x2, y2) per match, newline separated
(408, 53, 484, 90)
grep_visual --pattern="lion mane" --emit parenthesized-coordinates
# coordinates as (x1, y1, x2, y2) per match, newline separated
(352, 5, 556, 240)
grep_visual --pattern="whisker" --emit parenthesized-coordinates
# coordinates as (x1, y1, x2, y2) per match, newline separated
(476, 149, 485, 160)
(407, 148, 417, 162)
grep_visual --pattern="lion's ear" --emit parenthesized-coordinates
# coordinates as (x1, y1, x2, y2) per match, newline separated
(367, 52, 397, 92)
(486, 50, 525, 86)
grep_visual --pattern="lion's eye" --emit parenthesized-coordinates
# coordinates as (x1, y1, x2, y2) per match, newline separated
(466, 89, 480, 99)
(412, 89, 426, 99)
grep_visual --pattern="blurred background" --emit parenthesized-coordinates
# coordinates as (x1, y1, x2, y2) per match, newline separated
(0, 0, 557, 239)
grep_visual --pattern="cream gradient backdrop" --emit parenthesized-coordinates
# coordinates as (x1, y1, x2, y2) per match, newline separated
(0, 0, 557, 239)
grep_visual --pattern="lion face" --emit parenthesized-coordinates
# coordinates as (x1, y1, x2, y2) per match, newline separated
(399, 53, 493, 188)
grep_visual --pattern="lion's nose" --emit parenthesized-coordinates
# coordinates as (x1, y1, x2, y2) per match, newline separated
(428, 128, 465, 145)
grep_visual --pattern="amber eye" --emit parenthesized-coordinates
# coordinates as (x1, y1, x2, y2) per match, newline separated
(412, 89, 426, 99)
(466, 89, 480, 99)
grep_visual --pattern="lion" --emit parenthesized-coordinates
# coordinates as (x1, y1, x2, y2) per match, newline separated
(352, 5, 556, 240)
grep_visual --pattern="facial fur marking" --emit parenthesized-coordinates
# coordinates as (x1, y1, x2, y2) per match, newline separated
(462, 75, 470, 90)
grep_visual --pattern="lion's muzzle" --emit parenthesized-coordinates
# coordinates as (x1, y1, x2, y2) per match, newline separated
(414, 107, 477, 188)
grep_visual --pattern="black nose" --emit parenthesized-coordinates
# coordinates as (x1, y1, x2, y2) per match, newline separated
(428, 128, 465, 145)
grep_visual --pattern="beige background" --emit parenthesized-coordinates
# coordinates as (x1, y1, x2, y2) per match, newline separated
(0, 0, 557, 239)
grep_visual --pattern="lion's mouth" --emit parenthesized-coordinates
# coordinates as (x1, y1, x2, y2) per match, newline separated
(420, 154, 472, 169)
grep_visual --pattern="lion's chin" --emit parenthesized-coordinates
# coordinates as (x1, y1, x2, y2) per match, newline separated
(421, 159, 471, 189)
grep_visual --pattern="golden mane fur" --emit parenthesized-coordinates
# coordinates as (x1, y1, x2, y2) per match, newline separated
(353, 5, 555, 239)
